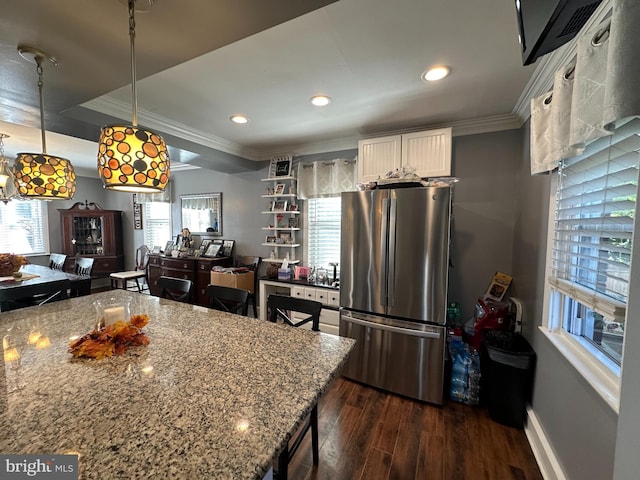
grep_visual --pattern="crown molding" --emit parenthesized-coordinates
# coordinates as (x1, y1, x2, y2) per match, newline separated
(82, 96, 263, 160)
(512, 0, 613, 123)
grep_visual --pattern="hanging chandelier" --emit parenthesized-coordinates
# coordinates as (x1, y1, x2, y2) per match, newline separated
(13, 46, 76, 200)
(0, 133, 18, 204)
(97, 0, 170, 193)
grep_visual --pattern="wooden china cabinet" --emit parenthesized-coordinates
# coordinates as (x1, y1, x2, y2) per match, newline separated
(59, 201, 124, 276)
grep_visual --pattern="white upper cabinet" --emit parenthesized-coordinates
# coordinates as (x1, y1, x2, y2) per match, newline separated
(357, 135, 402, 182)
(357, 127, 452, 182)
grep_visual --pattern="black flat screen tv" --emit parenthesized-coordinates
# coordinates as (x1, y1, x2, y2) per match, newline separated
(515, 0, 602, 65)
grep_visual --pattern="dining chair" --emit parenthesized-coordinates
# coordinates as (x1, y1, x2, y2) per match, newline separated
(158, 276, 193, 303)
(266, 294, 322, 480)
(109, 245, 150, 292)
(74, 257, 95, 276)
(48, 253, 67, 271)
(70, 257, 94, 297)
(206, 285, 251, 316)
(233, 255, 261, 317)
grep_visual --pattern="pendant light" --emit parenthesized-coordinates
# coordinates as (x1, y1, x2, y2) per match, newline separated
(0, 133, 18, 204)
(13, 46, 76, 200)
(97, 0, 170, 193)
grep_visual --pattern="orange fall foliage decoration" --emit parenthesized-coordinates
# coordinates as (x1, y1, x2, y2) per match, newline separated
(69, 314, 150, 360)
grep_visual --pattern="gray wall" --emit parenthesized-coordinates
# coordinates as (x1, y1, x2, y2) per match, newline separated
(169, 167, 267, 258)
(511, 121, 618, 479)
(449, 129, 520, 322)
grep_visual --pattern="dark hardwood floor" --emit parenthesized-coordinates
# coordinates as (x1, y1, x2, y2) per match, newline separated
(287, 377, 542, 480)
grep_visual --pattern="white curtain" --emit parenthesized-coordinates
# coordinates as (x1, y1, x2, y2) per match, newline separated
(297, 158, 357, 199)
(530, 0, 640, 175)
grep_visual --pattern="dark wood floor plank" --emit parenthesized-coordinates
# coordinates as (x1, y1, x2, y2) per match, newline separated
(372, 393, 404, 454)
(288, 377, 543, 480)
(360, 447, 392, 480)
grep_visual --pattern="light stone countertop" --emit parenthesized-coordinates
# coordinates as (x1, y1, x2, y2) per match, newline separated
(0, 290, 355, 479)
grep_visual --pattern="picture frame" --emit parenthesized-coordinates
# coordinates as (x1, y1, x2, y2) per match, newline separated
(269, 157, 292, 178)
(152, 245, 161, 254)
(265, 235, 276, 244)
(222, 240, 235, 257)
(288, 204, 299, 212)
(272, 200, 287, 212)
(203, 243, 222, 258)
(278, 232, 292, 244)
(288, 217, 299, 228)
(274, 184, 286, 195)
(164, 241, 174, 253)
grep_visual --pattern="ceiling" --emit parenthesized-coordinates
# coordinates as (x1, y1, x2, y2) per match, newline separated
(0, 0, 540, 178)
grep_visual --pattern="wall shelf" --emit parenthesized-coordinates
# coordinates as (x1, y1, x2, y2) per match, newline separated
(261, 174, 300, 264)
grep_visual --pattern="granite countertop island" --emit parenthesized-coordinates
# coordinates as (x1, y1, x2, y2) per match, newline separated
(0, 290, 355, 479)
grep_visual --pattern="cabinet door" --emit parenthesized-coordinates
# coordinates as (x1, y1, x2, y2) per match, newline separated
(401, 128, 452, 177)
(357, 135, 402, 183)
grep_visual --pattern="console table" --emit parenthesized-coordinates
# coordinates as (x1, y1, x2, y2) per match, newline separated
(147, 254, 232, 306)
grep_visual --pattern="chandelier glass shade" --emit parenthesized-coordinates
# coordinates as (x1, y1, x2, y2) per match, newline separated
(97, 0, 170, 193)
(0, 133, 18, 204)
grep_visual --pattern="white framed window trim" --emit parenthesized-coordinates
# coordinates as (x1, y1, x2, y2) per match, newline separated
(0, 200, 50, 256)
(541, 162, 624, 413)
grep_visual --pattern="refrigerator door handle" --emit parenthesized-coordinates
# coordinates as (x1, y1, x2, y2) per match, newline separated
(387, 197, 397, 307)
(380, 198, 390, 306)
(342, 314, 442, 339)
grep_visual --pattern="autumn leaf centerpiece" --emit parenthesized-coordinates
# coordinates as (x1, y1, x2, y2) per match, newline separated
(69, 314, 150, 360)
(0, 253, 28, 277)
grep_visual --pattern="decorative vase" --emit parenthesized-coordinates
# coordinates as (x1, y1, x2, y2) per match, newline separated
(94, 297, 131, 330)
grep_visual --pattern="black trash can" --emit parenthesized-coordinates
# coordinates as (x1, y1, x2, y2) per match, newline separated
(481, 330, 536, 428)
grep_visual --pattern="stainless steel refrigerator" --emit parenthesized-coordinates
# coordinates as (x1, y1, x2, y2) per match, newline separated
(339, 186, 451, 404)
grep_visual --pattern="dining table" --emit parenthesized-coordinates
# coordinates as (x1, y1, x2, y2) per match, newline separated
(0, 290, 355, 479)
(0, 264, 91, 311)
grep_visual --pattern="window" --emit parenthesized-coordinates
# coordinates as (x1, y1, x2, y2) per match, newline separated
(307, 196, 341, 276)
(143, 201, 171, 249)
(0, 200, 49, 255)
(548, 117, 639, 366)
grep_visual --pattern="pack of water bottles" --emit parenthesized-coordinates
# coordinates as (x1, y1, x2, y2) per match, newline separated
(449, 338, 481, 405)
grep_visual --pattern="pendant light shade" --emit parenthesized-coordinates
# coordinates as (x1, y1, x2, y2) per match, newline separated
(13, 45, 76, 201)
(13, 153, 76, 199)
(98, 0, 170, 193)
(98, 125, 169, 192)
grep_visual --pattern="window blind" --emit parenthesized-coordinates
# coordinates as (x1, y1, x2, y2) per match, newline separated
(143, 202, 171, 249)
(307, 196, 341, 274)
(550, 116, 640, 321)
(0, 200, 49, 255)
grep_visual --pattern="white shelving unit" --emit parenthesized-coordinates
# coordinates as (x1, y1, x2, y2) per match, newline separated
(261, 174, 301, 264)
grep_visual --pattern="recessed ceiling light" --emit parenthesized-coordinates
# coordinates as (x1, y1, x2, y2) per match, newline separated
(310, 95, 332, 106)
(230, 115, 249, 124)
(422, 65, 450, 82)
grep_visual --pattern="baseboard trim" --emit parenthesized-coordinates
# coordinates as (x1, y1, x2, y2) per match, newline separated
(525, 407, 567, 480)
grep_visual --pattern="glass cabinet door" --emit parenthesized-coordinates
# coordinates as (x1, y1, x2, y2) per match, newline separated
(72, 216, 104, 256)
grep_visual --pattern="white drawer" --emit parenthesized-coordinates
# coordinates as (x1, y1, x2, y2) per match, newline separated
(315, 289, 328, 304)
(327, 290, 340, 306)
(304, 288, 317, 301)
(292, 286, 305, 299)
